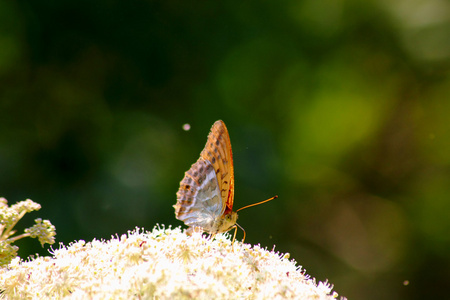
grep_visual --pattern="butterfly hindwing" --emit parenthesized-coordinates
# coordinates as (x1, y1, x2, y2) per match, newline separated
(175, 158, 223, 232)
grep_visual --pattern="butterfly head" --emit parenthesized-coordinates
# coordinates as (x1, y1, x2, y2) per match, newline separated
(214, 211, 238, 234)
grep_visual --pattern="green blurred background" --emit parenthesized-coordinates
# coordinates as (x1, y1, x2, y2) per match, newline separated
(1, 0, 450, 299)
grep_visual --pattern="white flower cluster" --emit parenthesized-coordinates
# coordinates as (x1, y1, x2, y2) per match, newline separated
(0, 226, 343, 299)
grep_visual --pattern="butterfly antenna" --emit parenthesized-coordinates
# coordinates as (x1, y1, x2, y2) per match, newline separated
(236, 195, 278, 213)
(232, 196, 277, 244)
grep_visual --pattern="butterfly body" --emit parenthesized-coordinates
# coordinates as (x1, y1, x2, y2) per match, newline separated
(175, 120, 237, 234)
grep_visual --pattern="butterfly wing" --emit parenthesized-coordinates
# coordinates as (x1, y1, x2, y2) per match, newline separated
(174, 120, 235, 233)
(175, 157, 223, 232)
(200, 120, 235, 215)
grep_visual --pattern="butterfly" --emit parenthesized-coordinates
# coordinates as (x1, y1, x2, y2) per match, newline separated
(174, 120, 277, 242)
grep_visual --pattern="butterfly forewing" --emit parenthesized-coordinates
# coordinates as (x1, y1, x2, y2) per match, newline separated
(200, 120, 235, 214)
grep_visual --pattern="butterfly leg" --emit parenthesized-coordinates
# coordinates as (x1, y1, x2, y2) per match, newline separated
(235, 223, 246, 244)
(230, 223, 246, 244)
(231, 226, 238, 244)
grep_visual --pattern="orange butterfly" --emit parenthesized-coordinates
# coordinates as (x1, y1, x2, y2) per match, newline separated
(174, 120, 277, 241)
